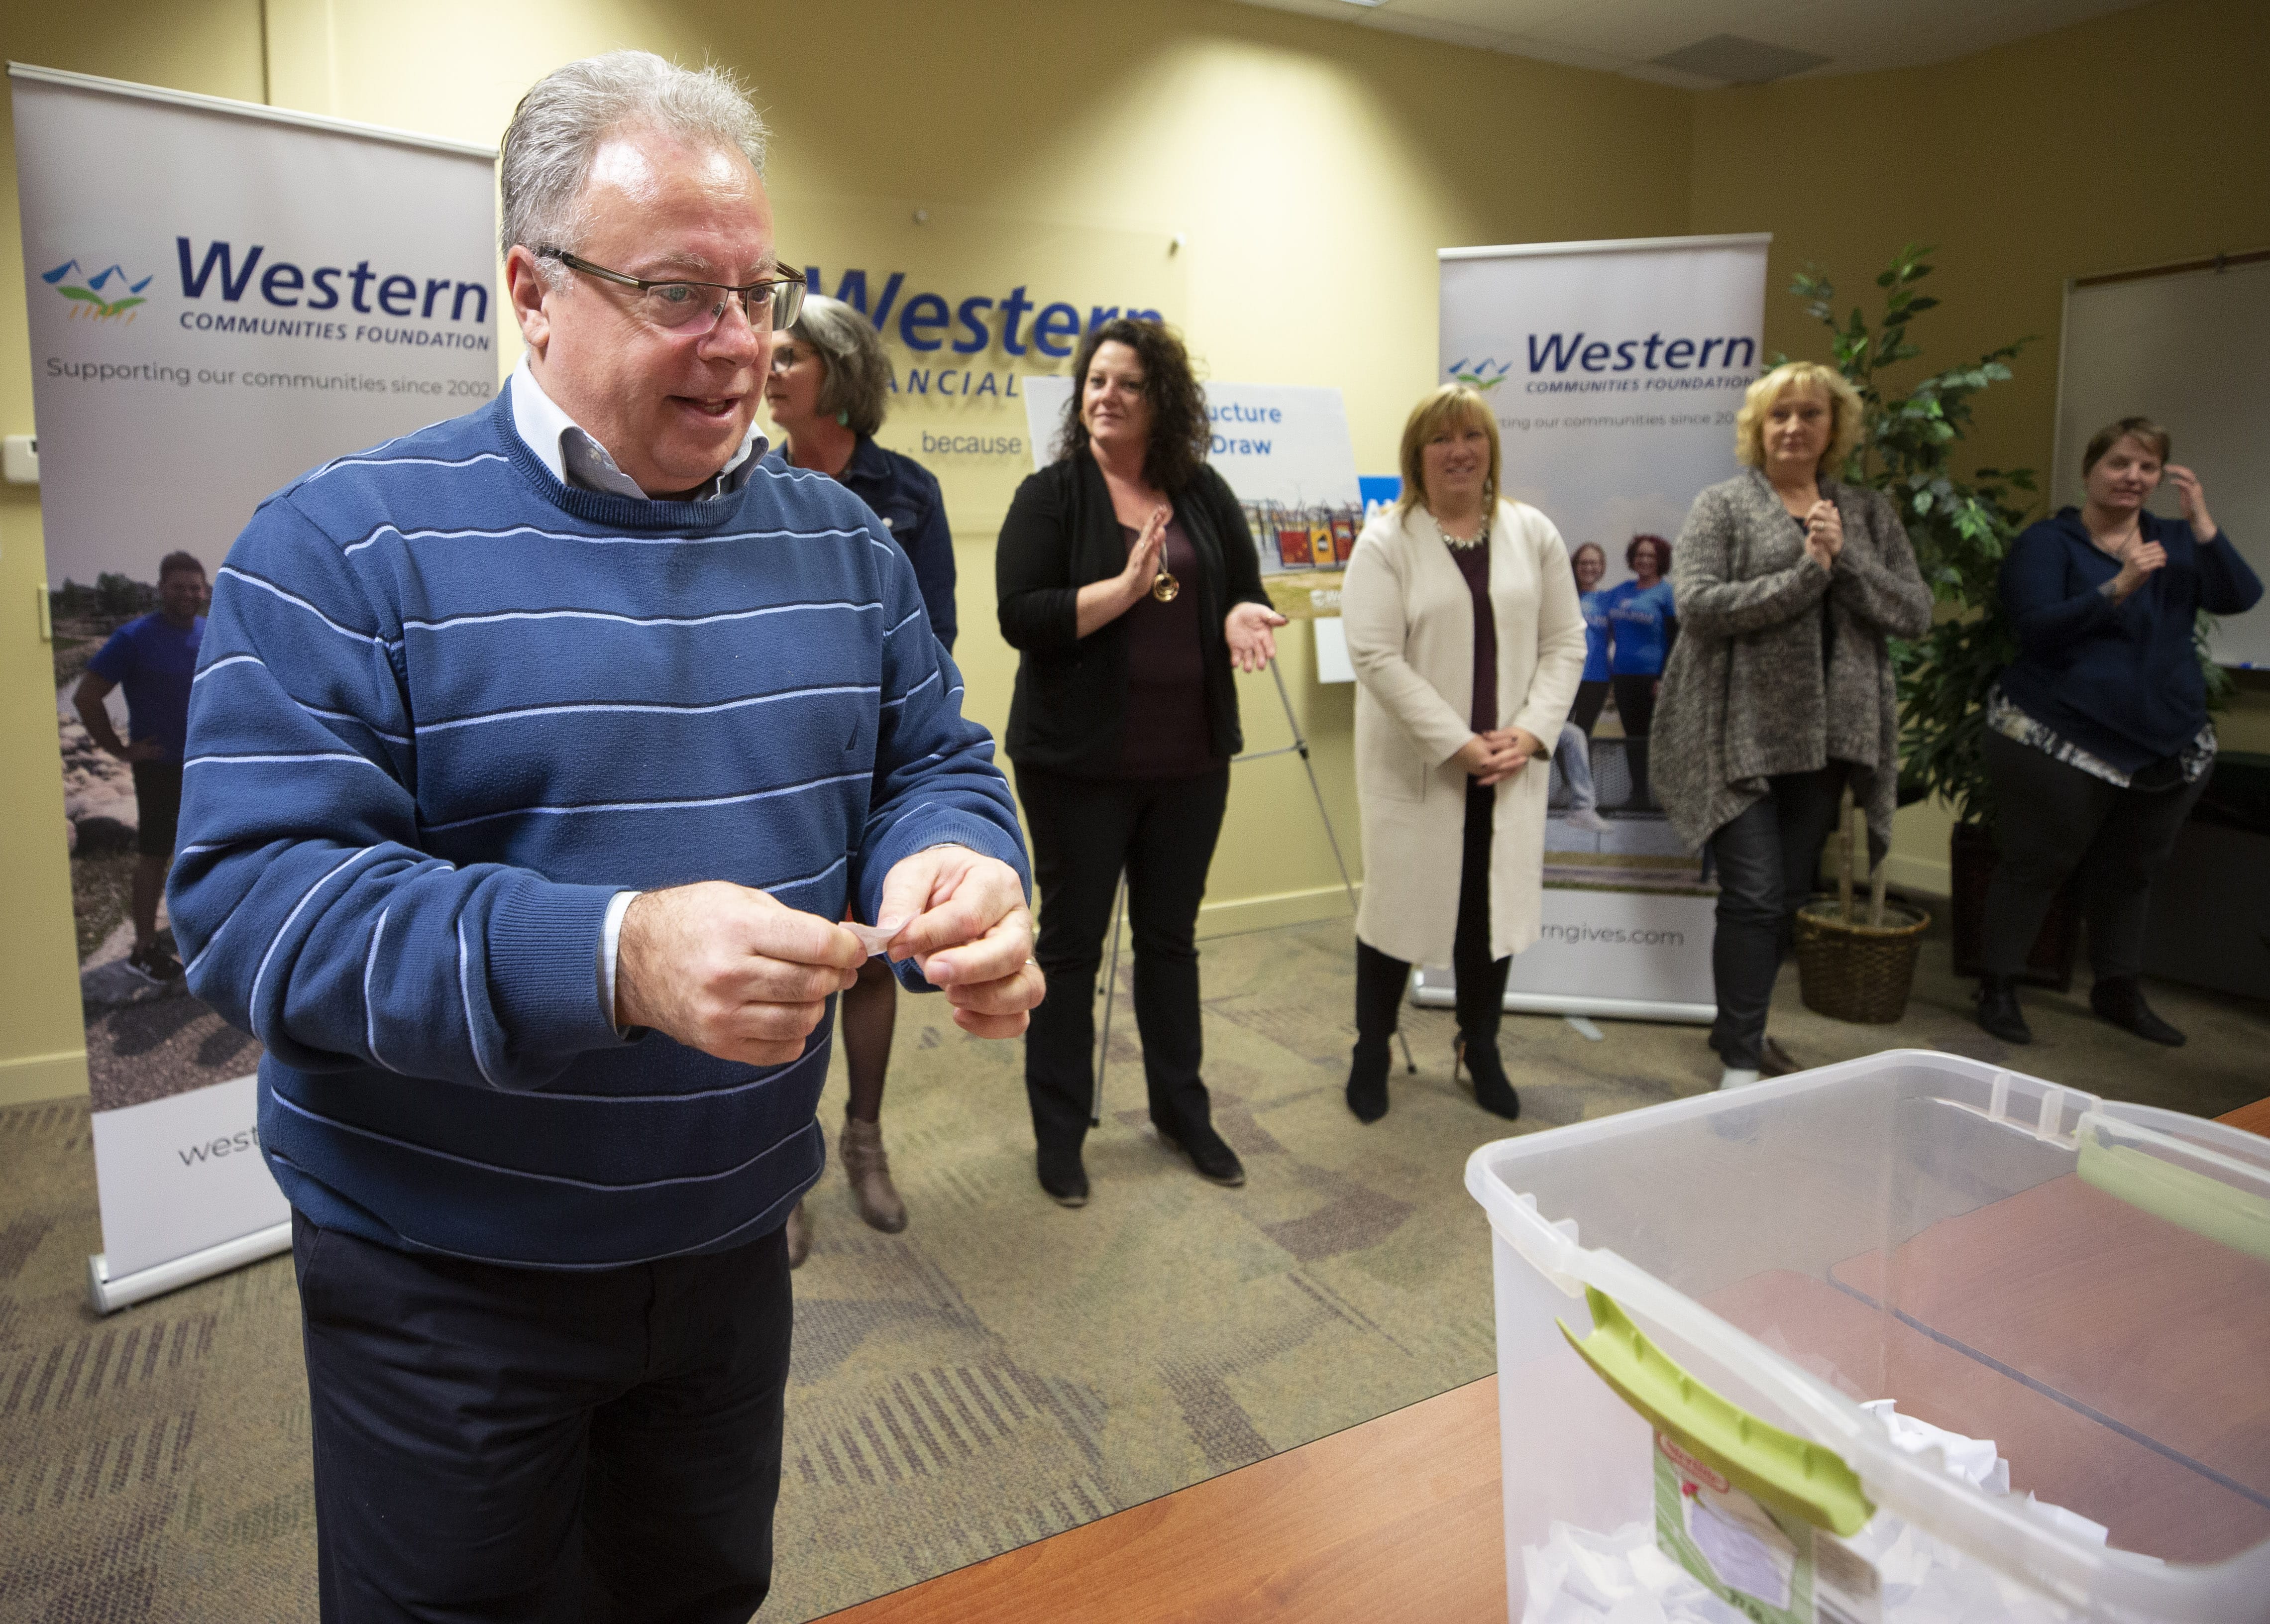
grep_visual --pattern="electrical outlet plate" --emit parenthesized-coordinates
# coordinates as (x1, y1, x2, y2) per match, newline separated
(3, 435, 37, 485)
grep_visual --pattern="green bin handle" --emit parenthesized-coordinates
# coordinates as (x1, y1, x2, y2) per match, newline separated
(2077, 1135, 2270, 1263)
(1558, 1286, 1875, 1536)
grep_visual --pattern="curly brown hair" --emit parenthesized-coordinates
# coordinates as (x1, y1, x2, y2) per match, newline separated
(1054, 318, 1210, 493)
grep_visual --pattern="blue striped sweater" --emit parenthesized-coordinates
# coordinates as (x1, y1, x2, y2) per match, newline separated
(172, 394, 1028, 1269)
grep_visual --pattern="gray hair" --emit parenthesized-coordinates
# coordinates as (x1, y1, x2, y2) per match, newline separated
(500, 51, 768, 271)
(784, 295, 893, 438)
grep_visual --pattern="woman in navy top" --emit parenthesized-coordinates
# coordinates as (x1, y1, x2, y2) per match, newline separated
(763, 293, 960, 1262)
(1975, 418, 2261, 1048)
(1603, 534, 1677, 808)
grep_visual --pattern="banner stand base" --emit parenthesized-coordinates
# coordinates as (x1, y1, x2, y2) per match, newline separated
(1409, 970, 1713, 1026)
(88, 1219, 293, 1315)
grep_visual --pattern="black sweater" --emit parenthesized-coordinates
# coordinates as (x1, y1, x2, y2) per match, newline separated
(1997, 507, 2261, 773)
(995, 452, 1272, 774)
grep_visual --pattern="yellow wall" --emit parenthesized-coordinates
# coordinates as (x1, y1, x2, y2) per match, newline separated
(1689, 0, 2270, 892)
(1, 0, 2261, 1096)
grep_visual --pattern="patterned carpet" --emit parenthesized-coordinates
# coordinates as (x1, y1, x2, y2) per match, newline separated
(5, 914, 2266, 1622)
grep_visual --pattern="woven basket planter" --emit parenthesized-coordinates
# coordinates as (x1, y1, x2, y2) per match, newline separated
(1794, 897, 1932, 1024)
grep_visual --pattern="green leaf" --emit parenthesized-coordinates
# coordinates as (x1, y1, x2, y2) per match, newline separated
(58, 286, 101, 303)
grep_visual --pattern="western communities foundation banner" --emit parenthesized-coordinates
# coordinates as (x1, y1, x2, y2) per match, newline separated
(10, 64, 498, 1309)
(1427, 234, 1770, 1022)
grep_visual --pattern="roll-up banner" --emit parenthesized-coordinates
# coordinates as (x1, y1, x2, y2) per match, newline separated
(1428, 234, 1770, 1022)
(10, 65, 498, 1309)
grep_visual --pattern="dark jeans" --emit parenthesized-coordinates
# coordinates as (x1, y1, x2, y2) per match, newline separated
(1356, 780, 1511, 1045)
(1610, 674, 1658, 806)
(1980, 730, 2206, 981)
(1014, 762, 1231, 1153)
(292, 1210, 792, 1624)
(1706, 763, 1850, 1069)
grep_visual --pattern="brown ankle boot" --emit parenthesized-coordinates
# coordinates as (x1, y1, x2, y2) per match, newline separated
(784, 1196, 811, 1269)
(840, 1116, 907, 1233)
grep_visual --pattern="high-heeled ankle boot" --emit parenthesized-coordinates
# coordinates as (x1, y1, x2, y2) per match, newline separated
(1974, 974, 2031, 1045)
(1345, 1040, 1391, 1123)
(1454, 1034, 1520, 1120)
(784, 1197, 811, 1268)
(840, 1116, 907, 1233)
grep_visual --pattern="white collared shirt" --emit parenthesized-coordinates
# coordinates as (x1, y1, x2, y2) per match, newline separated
(507, 355, 765, 503)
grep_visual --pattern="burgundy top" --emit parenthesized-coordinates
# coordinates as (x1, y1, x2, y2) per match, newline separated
(1116, 519, 1223, 777)
(1447, 539, 1497, 732)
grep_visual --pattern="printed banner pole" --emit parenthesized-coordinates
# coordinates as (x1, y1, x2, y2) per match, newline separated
(10, 64, 499, 1309)
(1427, 233, 1772, 1023)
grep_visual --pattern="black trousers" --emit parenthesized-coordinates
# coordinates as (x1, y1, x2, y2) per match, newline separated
(1569, 678, 1610, 737)
(1706, 763, 1850, 1069)
(1356, 780, 1512, 1045)
(293, 1210, 792, 1624)
(1979, 730, 2206, 981)
(1015, 762, 1231, 1153)
(1610, 674, 1658, 806)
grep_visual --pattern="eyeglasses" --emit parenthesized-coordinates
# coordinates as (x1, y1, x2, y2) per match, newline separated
(536, 247, 806, 334)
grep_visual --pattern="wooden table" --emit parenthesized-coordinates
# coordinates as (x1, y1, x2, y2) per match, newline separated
(820, 1097, 2270, 1622)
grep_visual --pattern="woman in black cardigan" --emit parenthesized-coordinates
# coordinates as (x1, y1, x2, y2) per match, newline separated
(997, 319, 1285, 1207)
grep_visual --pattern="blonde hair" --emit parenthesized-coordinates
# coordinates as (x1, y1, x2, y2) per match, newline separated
(1735, 362, 1864, 478)
(1398, 386, 1501, 516)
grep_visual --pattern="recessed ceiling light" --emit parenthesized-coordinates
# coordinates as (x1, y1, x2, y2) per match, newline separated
(1651, 33, 1831, 85)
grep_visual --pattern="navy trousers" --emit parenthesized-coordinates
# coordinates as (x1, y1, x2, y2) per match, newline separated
(292, 1210, 793, 1624)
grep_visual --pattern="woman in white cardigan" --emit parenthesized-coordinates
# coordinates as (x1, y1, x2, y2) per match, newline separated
(1341, 387, 1588, 1122)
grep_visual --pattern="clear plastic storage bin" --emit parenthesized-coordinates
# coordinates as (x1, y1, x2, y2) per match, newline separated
(1466, 1049, 2270, 1623)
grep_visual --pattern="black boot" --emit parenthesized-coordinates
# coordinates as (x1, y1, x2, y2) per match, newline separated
(1345, 1041, 1391, 1124)
(1455, 1035, 1521, 1120)
(1349, 940, 1408, 1124)
(1156, 1114, 1245, 1187)
(2090, 976, 2185, 1047)
(1975, 974, 2032, 1045)
(1036, 1143, 1089, 1207)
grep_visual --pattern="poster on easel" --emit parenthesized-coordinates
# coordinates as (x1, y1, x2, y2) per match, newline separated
(1423, 233, 1771, 1022)
(11, 65, 497, 1309)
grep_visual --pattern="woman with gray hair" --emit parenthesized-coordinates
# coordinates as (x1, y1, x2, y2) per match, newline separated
(1653, 361, 1932, 1088)
(764, 292, 956, 1263)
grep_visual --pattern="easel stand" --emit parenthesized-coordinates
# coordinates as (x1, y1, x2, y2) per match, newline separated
(1091, 655, 1413, 1126)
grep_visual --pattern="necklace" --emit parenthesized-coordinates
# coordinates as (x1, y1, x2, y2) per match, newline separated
(2089, 517, 2141, 559)
(1429, 508, 1489, 551)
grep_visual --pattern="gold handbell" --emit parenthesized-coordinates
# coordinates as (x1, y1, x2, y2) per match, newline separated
(1151, 571, 1181, 603)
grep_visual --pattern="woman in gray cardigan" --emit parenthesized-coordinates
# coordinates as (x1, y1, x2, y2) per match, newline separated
(1654, 363, 1933, 1087)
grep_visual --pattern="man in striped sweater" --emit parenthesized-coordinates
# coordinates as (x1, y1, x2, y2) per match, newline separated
(172, 53, 1040, 1624)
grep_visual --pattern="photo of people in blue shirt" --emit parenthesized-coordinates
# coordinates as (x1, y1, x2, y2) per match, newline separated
(1602, 534, 1677, 809)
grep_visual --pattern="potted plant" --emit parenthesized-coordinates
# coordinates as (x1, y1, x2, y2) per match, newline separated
(1781, 246, 2077, 986)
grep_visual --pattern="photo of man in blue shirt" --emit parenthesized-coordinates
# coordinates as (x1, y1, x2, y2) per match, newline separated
(71, 550, 208, 984)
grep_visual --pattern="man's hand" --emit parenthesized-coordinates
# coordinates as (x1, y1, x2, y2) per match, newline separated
(875, 846, 1043, 1038)
(615, 882, 864, 1067)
